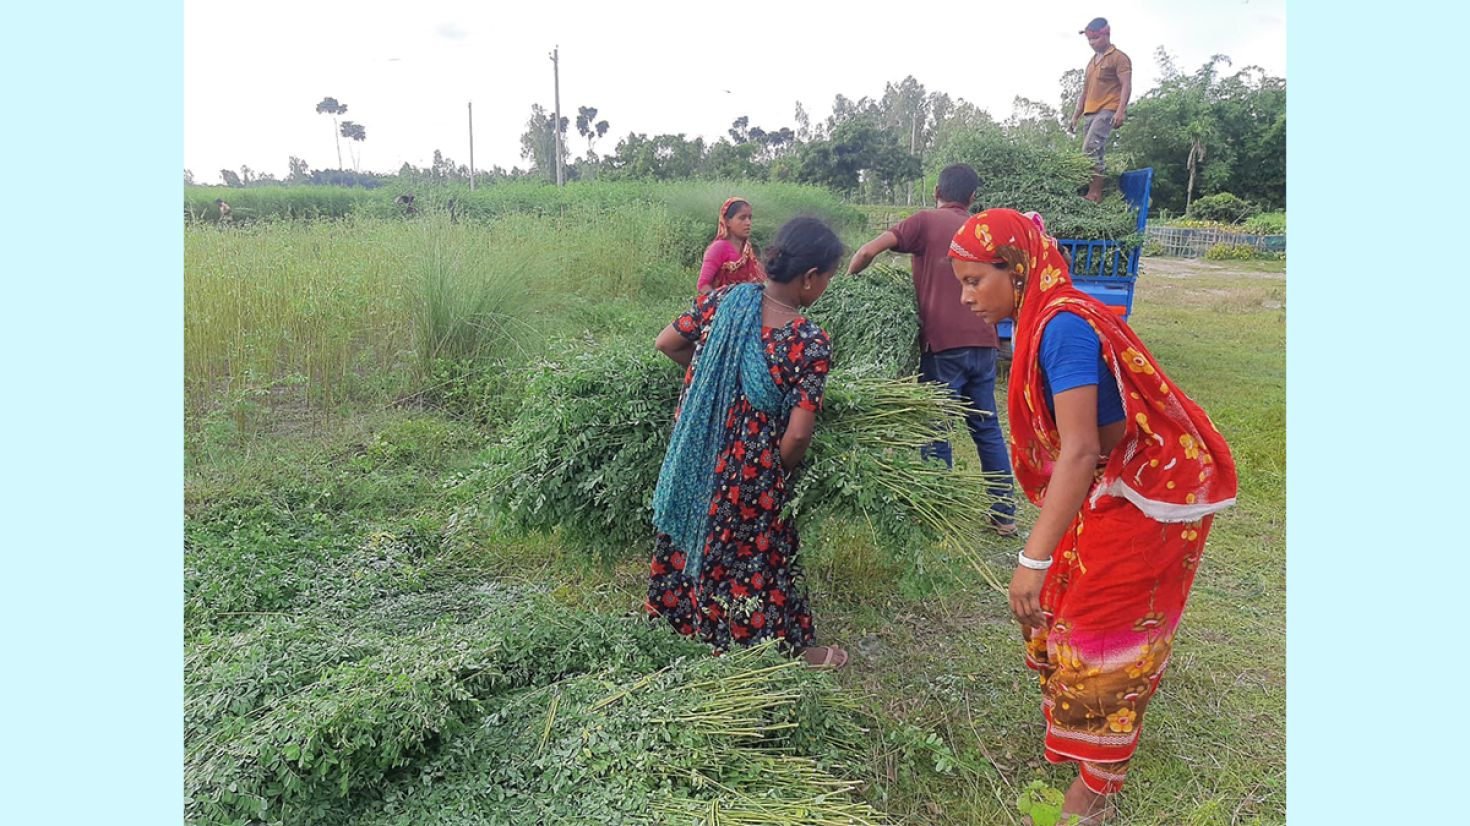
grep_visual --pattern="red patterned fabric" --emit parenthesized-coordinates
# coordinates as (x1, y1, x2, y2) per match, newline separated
(950, 208, 1236, 520)
(646, 286, 831, 653)
(950, 208, 1238, 792)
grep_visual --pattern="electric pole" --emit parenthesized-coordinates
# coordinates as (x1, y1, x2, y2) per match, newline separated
(468, 101, 476, 190)
(550, 46, 565, 187)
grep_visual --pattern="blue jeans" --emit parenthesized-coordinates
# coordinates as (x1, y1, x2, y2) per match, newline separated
(919, 347, 1016, 524)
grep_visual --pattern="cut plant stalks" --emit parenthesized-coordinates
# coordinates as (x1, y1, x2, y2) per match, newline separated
(344, 640, 885, 825)
(480, 334, 1013, 566)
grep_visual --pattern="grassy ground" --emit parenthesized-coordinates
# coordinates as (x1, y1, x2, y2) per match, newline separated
(184, 255, 1284, 825)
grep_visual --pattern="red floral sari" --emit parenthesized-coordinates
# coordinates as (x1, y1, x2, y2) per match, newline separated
(951, 209, 1238, 794)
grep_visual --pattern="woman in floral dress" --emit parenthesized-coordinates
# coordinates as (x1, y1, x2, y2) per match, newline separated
(949, 209, 1238, 822)
(647, 216, 847, 668)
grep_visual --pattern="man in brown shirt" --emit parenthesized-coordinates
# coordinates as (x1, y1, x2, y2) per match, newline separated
(1070, 17, 1132, 202)
(847, 164, 1017, 534)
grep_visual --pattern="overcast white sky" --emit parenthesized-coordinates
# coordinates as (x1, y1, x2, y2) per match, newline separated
(184, 0, 1284, 184)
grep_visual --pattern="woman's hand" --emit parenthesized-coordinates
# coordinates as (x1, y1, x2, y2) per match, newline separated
(1009, 565, 1048, 630)
(779, 406, 817, 472)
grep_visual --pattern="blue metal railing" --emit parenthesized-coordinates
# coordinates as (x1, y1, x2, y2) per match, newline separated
(995, 167, 1153, 342)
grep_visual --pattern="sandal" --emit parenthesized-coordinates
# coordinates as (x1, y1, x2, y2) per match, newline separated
(799, 645, 849, 669)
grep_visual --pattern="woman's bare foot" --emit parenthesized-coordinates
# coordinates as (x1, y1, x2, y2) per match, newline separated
(1059, 775, 1114, 822)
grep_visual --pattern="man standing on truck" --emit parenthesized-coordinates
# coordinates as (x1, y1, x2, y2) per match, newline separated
(1071, 17, 1132, 203)
(846, 163, 1018, 536)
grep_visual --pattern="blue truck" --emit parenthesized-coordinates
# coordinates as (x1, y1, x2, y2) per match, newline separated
(995, 167, 1154, 346)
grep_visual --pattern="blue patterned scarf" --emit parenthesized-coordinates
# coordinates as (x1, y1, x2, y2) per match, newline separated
(652, 283, 787, 580)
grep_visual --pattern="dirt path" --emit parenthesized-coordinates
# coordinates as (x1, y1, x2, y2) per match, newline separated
(1140, 255, 1286, 281)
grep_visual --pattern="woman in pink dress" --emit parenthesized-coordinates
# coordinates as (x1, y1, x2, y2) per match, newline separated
(696, 197, 767, 293)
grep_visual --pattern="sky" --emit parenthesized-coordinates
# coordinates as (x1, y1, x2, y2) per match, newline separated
(184, 0, 1285, 184)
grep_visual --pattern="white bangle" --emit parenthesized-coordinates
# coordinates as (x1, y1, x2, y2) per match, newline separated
(1017, 550, 1053, 570)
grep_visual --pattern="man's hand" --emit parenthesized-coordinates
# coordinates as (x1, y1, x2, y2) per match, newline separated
(1069, 113, 1081, 135)
(1111, 110, 1127, 128)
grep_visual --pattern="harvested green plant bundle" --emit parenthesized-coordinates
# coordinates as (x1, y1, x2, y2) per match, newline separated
(926, 127, 1141, 260)
(185, 587, 709, 826)
(785, 376, 1001, 552)
(352, 642, 885, 826)
(482, 339, 683, 553)
(483, 336, 1005, 560)
(805, 263, 919, 379)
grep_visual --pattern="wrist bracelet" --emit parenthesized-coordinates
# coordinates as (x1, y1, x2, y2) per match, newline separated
(1017, 550, 1053, 570)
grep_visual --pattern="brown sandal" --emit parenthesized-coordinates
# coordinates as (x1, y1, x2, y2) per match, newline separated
(800, 645, 849, 669)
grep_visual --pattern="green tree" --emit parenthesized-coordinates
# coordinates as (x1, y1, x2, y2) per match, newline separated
(520, 104, 570, 182)
(796, 116, 920, 200)
(1112, 51, 1285, 213)
(287, 156, 310, 183)
(315, 97, 348, 169)
(220, 169, 243, 188)
(603, 133, 706, 180)
(575, 105, 610, 157)
(703, 139, 762, 179)
(339, 121, 367, 171)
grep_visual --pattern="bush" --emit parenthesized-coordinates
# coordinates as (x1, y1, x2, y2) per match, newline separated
(1204, 242, 1282, 261)
(1186, 192, 1259, 224)
(1244, 210, 1286, 235)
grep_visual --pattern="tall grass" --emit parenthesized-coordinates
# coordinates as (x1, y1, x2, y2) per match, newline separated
(186, 179, 866, 251)
(185, 182, 863, 418)
(187, 209, 684, 414)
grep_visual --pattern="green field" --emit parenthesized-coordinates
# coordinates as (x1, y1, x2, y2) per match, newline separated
(184, 186, 1284, 825)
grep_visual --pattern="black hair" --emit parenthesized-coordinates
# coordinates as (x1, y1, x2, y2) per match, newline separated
(723, 199, 750, 221)
(937, 164, 980, 204)
(763, 216, 843, 283)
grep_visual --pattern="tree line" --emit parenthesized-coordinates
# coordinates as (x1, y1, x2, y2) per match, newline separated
(190, 53, 1284, 215)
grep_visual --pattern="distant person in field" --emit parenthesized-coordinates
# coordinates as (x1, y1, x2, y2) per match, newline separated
(1070, 17, 1132, 202)
(846, 163, 1017, 536)
(696, 197, 767, 294)
(215, 198, 232, 224)
(950, 208, 1237, 824)
(394, 193, 417, 216)
(649, 216, 847, 668)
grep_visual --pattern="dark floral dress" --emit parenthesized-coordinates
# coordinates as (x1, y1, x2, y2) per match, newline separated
(645, 286, 832, 653)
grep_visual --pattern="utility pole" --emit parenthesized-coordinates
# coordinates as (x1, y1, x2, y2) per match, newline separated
(468, 101, 476, 191)
(550, 45, 565, 187)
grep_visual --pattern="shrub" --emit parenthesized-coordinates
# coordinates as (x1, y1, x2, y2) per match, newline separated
(1244, 210, 1286, 235)
(1204, 242, 1282, 261)
(1186, 192, 1259, 224)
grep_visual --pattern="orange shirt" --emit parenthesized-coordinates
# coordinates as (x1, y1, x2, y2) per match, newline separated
(1082, 46, 1132, 114)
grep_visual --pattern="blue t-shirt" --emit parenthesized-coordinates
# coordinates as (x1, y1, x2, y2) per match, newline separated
(1038, 311, 1126, 426)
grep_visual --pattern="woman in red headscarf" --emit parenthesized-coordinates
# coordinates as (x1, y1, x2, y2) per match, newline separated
(696, 197, 767, 293)
(950, 209, 1237, 823)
